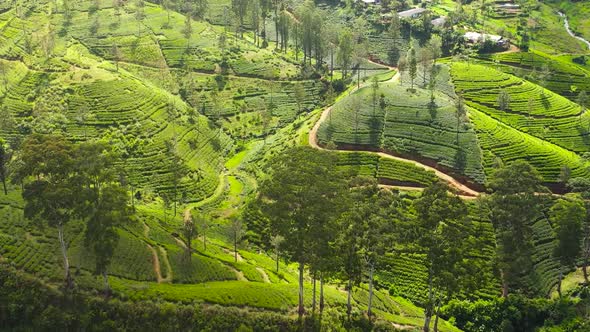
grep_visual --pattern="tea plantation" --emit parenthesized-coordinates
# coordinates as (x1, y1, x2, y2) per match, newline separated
(2, 0, 590, 330)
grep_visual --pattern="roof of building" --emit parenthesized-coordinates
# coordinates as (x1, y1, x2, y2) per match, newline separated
(359, 0, 377, 3)
(464, 31, 503, 43)
(431, 17, 446, 27)
(398, 8, 427, 18)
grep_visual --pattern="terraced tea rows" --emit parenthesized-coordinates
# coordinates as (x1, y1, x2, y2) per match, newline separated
(451, 62, 590, 154)
(477, 52, 590, 100)
(469, 109, 590, 184)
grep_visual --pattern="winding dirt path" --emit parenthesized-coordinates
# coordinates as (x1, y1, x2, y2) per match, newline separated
(144, 222, 173, 283)
(308, 70, 481, 197)
(148, 244, 164, 283)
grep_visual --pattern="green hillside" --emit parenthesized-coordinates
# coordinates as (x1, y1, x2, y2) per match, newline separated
(2, 0, 590, 331)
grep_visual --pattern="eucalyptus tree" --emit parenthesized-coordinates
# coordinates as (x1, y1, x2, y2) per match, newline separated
(413, 181, 469, 332)
(551, 199, 585, 297)
(254, 146, 348, 319)
(486, 160, 548, 297)
(16, 134, 78, 289)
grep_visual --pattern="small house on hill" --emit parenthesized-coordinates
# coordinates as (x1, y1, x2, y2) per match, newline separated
(398, 8, 426, 19)
(431, 17, 446, 28)
(464, 32, 507, 46)
(358, 0, 379, 5)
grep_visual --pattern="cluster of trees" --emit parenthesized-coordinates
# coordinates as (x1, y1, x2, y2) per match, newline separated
(217, 0, 373, 79)
(397, 37, 442, 91)
(248, 147, 590, 330)
(247, 147, 484, 331)
(487, 160, 590, 299)
(9, 134, 135, 294)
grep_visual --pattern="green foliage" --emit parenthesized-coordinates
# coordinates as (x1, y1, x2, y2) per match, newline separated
(443, 294, 589, 332)
(487, 161, 548, 296)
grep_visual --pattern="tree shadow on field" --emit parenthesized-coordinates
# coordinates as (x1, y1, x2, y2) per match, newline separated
(368, 116, 382, 147)
(541, 91, 550, 110)
(428, 100, 438, 121)
(454, 147, 467, 173)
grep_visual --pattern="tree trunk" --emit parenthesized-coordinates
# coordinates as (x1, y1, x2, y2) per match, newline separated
(298, 261, 305, 319)
(330, 48, 334, 81)
(557, 267, 563, 297)
(456, 116, 460, 145)
(276, 249, 280, 273)
(2, 178, 7, 195)
(368, 264, 374, 318)
(433, 300, 441, 332)
(57, 224, 73, 289)
(583, 249, 589, 284)
(319, 273, 325, 316)
(234, 236, 238, 262)
(103, 270, 111, 297)
(274, 8, 278, 49)
(357, 66, 360, 90)
(423, 266, 434, 332)
(294, 24, 298, 61)
(347, 278, 352, 319)
(203, 232, 207, 251)
(312, 275, 317, 314)
(501, 269, 509, 297)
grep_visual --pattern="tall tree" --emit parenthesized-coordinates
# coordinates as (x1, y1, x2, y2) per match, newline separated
(111, 43, 121, 72)
(387, 14, 401, 64)
(486, 160, 547, 297)
(497, 89, 511, 112)
(230, 216, 245, 262)
(184, 12, 193, 48)
(254, 147, 347, 319)
(135, 0, 145, 37)
(270, 234, 284, 272)
(182, 210, 197, 259)
(74, 141, 133, 295)
(194, 0, 209, 20)
(408, 47, 417, 90)
(337, 30, 353, 79)
(414, 181, 469, 332)
(551, 199, 585, 297)
(231, 0, 250, 38)
(84, 183, 132, 295)
(16, 134, 77, 289)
